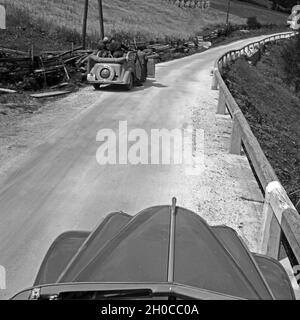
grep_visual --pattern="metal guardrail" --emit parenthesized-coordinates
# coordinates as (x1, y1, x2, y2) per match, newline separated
(211, 32, 300, 265)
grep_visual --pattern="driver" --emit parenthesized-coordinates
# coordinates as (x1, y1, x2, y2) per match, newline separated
(108, 40, 129, 58)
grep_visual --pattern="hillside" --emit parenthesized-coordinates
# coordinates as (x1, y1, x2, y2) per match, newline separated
(238, 0, 273, 9)
(6, 0, 245, 41)
(211, 0, 288, 24)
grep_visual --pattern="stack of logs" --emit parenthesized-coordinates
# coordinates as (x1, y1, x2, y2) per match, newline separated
(0, 46, 93, 89)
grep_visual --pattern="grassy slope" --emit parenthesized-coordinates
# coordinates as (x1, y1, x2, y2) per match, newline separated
(6, 0, 246, 40)
(224, 41, 300, 205)
(211, 0, 288, 24)
(241, 0, 272, 8)
(236, 0, 273, 9)
(2, 0, 289, 52)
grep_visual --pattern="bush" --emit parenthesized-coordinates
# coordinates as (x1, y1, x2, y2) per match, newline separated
(247, 16, 262, 29)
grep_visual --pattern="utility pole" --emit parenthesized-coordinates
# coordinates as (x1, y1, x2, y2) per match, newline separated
(225, 0, 231, 27)
(82, 0, 89, 49)
(0, 3, 6, 30)
(98, 0, 105, 39)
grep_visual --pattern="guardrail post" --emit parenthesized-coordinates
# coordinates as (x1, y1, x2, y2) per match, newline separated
(229, 113, 242, 154)
(211, 68, 219, 90)
(217, 89, 226, 114)
(261, 199, 281, 259)
(282, 208, 300, 264)
(260, 181, 288, 260)
(219, 62, 223, 74)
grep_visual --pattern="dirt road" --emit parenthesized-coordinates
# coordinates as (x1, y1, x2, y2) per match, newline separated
(0, 36, 271, 299)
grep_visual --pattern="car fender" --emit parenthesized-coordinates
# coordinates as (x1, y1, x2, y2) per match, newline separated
(123, 69, 134, 84)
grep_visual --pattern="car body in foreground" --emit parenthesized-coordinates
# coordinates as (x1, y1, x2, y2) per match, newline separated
(12, 198, 295, 300)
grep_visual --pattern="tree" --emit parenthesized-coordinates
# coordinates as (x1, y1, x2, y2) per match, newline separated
(271, 0, 299, 10)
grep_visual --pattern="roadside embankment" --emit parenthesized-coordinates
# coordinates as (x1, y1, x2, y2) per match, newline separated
(223, 35, 300, 209)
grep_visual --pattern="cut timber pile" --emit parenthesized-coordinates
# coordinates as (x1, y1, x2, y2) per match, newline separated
(0, 46, 92, 89)
(0, 88, 17, 94)
(30, 90, 72, 98)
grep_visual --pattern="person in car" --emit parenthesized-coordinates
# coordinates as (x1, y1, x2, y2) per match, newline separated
(96, 40, 109, 58)
(107, 38, 129, 58)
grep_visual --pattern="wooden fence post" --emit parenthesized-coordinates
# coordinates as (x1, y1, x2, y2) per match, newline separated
(217, 89, 226, 114)
(219, 60, 223, 73)
(230, 113, 242, 154)
(260, 181, 288, 259)
(211, 68, 219, 90)
(281, 208, 300, 264)
(267, 214, 282, 259)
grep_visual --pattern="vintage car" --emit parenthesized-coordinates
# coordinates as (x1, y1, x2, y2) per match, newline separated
(12, 198, 295, 300)
(86, 51, 156, 91)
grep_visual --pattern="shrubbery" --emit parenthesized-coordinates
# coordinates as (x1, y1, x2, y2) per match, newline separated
(246, 16, 262, 29)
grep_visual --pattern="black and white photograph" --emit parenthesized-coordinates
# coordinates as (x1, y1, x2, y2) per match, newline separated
(0, 0, 299, 305)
